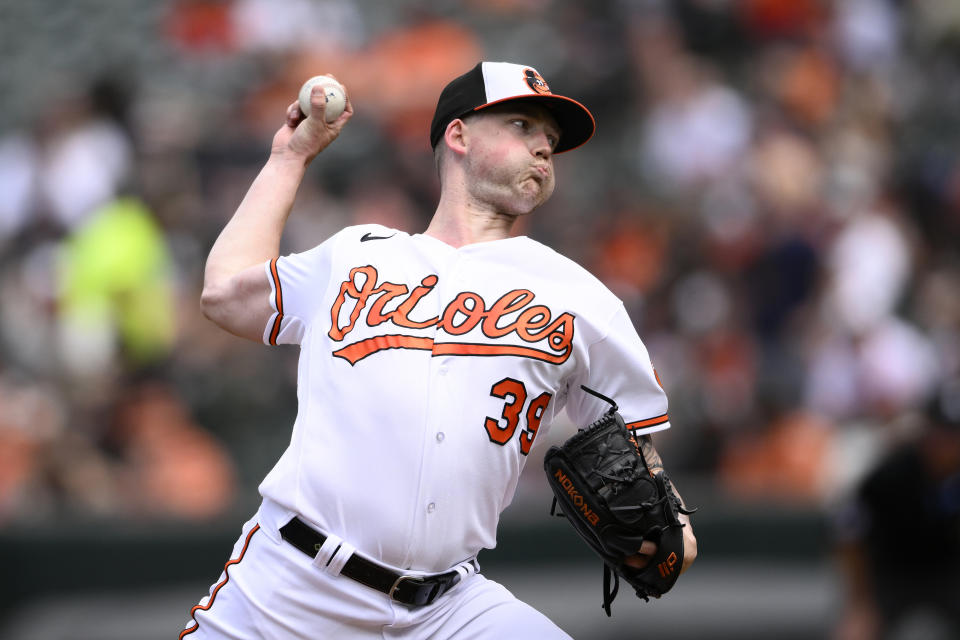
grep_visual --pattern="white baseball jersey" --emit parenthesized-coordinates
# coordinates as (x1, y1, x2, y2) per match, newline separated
(259, 224, 670, 572)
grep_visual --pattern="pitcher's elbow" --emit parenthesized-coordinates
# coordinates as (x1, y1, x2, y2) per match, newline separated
(200, 284, 226, 324)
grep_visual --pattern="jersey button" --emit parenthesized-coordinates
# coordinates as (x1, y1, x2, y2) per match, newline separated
(435, 432, 445, 442)
(438, 366, 448, 375)
(427, 502, 436, 513)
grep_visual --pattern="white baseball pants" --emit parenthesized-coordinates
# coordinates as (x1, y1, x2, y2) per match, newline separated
(179, 500, 572, 639)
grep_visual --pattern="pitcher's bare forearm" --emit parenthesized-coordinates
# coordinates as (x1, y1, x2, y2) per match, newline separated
(638, 433, 688, 506)
(637, 433, 697, 573)
(637, 434, 664, 475)
(204, 152, 308, 287)
(201, 89, 353, 340)
(199, 152, 309, 340)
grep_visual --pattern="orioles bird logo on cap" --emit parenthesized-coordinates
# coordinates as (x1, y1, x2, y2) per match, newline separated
(523, 68, 551, 95)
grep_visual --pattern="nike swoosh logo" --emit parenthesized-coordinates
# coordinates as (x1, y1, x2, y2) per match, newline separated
(360, 232, 396, 242)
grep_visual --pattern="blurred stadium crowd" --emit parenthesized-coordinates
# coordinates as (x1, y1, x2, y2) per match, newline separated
(1, 0, 959, 529)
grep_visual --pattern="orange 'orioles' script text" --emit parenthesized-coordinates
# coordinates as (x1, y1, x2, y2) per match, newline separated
(329, 265, 576, 365)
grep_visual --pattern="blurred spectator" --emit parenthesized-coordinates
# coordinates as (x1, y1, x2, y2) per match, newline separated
(0, 371, 238, 524)
(106, 378, 237, 520)
(35, 84, 133, 231)
(56, 196, 177, 379)
(832, 379, 960, 640)
(164, 0, 237, 55)
(239, 10, 482, 151)
(738, 0, 826, 42)
(804, 317, 939, 424)
(230, 0, 365, 57)
(0, 240, 63, 379)
(0, 133, 39, 248)
(632, 19, 753, 194)
(588, 210, 669, 308)
(0, 374, 66, 524)
(748, 120, 824, 219)
(339, 14, 484, 148)
(761, 41, 841, 129)
(822, 204, 912, 335)
(719, 408, 834, 502)
(831, 0, 901, 74)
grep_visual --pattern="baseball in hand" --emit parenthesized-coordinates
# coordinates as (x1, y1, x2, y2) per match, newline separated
(298, 75, 346, 123)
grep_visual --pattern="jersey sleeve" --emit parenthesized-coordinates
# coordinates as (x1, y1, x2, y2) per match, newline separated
(565, 305, 670, 435)
(262, 238, 336, 346)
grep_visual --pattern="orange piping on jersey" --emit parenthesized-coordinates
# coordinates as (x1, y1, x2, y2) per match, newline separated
(331, 336, 574, 365)
(180, 524, 261, 638)
(332, 334, 436, 364)
(653, 365, 664, 389)
(268, 258, 284, 345)
(626, 413, 670, 430)
(432, 341, 570, 363)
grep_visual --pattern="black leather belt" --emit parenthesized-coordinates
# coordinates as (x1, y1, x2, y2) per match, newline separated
(279, 517, 463, 607)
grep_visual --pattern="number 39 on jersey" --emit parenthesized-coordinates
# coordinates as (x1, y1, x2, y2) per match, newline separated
(485, 377, 552, 456)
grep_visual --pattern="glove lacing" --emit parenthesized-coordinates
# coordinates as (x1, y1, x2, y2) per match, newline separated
(603, 564, 623, 616)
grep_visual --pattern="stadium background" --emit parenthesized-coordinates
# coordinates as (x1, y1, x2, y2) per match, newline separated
(1, 1, 958, 638)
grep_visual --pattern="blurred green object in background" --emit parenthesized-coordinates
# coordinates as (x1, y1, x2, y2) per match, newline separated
(57, 196, 175, 368)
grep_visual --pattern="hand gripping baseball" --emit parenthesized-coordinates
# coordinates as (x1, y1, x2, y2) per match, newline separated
(272, 74, 353, 164)
(544, 387, 695, 616)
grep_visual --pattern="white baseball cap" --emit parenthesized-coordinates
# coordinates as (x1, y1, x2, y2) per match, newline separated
(430, 61, 596, 153)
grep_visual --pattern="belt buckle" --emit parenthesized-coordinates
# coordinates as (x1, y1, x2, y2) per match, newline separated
(389, 574, 440, 606)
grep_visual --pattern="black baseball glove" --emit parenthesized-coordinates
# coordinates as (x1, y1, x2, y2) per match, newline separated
(543, 390, 693, 615)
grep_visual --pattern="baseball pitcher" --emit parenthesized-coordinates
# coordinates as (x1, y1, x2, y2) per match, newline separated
(182, 61, 696, 639)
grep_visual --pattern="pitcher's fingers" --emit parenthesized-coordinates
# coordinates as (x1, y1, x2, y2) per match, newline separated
(286, 101, 304, 127)
(624, 540, 659, 569)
